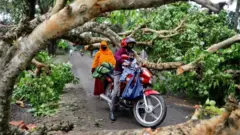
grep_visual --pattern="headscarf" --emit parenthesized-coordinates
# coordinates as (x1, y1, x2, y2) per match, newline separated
(92, 41, 116, 68)
(99, 41, 111, 55)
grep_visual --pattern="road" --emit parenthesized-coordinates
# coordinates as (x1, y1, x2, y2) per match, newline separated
(70, 52, 195, 130)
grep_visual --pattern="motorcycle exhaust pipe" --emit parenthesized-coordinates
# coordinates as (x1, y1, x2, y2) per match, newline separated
(100, 94, 112, 104)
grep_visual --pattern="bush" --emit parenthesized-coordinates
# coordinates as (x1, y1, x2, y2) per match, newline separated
(13, 63, 79, 116)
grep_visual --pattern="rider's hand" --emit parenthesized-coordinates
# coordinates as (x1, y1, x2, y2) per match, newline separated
(122, 62, 129, 67)
(91, 68, 95, 73)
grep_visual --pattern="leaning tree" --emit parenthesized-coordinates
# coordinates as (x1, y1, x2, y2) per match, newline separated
(0, 0, 238, 134)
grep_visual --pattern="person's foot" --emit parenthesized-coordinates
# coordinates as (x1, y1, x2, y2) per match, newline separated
(109, 111, 116, 121)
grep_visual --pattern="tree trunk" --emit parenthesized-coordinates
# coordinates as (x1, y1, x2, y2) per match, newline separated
(0, 75, 16, 134)
(0, 41, 19, 134)
(234, 0, 240, 32)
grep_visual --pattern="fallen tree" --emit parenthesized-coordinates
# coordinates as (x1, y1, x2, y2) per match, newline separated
(177, 34, 240, 74)
(0, 0, 228, 134)
(68, 22, 185, 70)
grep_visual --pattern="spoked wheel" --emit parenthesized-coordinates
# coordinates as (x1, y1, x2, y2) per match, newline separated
(133, 95, 167, 127)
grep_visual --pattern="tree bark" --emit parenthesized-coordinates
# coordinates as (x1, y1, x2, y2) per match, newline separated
(0, 41, 18, 134)
(177, 34, 240, 74)
(135, 53, 184, 70)
(50, 0, 67, 16)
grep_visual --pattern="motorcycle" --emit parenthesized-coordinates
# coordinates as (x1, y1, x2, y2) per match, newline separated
(100, 55, 167, 127)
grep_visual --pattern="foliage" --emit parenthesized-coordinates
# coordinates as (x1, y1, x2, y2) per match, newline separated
(197, 99, 225, 119)
(13, 63, 79, 116)
(143, 3, 238, 103)
(98, 2, 240, 103)
(154, 46, 238, 104)
(35, 51, 51, 63)
(203, 99, 225, 117)
(0, 0, 54, 24)
(57, 40, 69, 50)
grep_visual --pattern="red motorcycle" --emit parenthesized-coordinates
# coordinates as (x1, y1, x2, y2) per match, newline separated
(100, 56, 167, 127)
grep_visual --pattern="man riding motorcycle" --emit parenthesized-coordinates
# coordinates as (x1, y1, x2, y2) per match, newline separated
(110, 37, 136, 121)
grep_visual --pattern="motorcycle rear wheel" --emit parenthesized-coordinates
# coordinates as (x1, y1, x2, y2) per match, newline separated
(133, 94, 167, 127)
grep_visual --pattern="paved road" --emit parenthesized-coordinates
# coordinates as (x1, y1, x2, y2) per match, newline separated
(70, 52, 194, 130)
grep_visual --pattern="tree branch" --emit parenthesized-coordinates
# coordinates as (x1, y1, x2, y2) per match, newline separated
(237, 85, 240, 91)
(134, 51, 184, 70)
(118, 31, 132, 36)
(225, 70, 240, 75)
(84, 43, 101, 51)
(0, 0, 222, 40)
(207, 35, 240, 53)
(177, 35, 240, 74)
(31, 58, 50, 76)
(66, 22, 182, 70)
(128, 23, 148, 37)
(51, 0, 67, 16)
(142, 19, 185, 39)
(68, 22, 121, 47)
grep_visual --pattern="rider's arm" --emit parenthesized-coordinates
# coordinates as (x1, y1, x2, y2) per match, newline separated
(115, 48, 127, 64)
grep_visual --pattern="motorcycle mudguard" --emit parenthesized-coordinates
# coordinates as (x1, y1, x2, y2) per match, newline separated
(144, 89, 159, 96)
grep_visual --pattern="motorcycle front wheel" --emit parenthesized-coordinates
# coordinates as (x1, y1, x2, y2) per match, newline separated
(133, 94, 167, 127)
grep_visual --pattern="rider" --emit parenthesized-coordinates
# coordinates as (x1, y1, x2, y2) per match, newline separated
(110, 37, 136, 121)
(120, 50, 137, 82)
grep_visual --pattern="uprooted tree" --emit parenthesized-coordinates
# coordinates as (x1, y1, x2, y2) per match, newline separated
(0, 0, 239, 134)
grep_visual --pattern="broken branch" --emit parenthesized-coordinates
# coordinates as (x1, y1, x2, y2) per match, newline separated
(177, 35, 240, 74)
(51, 0, 67, 16)
(142, 19, 185, 38)
(31, 59, 50, 76)
(134, 52, 184, 70)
